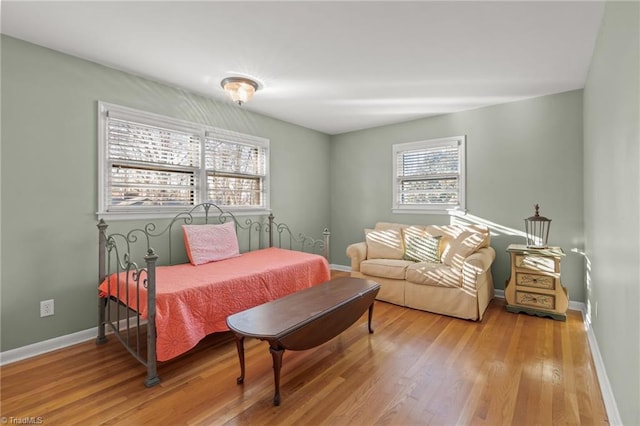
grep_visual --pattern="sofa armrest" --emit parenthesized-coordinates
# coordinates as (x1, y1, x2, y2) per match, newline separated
(464, 246, 496, 274)
(346, 242, 367, 272)
(461, 246, 496, 292)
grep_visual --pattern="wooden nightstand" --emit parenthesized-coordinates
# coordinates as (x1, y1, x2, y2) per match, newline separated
(505, 244, 568, 320)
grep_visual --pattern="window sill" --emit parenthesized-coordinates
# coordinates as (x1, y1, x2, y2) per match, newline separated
(392, 207, 467, 215)
(97, 208, 272, 222)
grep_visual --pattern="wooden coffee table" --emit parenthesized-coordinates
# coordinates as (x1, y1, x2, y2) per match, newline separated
(226, 277, 380, 406)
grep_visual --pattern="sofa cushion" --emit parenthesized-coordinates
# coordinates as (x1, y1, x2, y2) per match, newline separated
(365, 228, 404, 260)
(402, 226, 442, 263)
(405, 262, 462, 288)
(441, 230, 489, 270)
(361, 259, 414, 280)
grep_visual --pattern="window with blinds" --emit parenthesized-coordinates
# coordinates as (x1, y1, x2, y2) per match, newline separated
(205, 131, 267, 208)
(107, 118, 201, 209)
(98, 102, 270, 218)
(392, 136, 466, 213)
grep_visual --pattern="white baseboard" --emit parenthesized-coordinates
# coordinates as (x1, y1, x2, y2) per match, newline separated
(0, 317, 145, 366)
(0, 328, 97, 366)
(0, 283, 622, 425)
(330, 263, 351, 272)
(580, 307, 623, 425)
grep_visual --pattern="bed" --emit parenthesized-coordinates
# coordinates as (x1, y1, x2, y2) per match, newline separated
(96, 203, 331, 387)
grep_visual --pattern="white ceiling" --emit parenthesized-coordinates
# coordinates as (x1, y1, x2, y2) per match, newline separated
(1, 1, 606, 135)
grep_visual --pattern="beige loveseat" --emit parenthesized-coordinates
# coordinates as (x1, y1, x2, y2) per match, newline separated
(346, 222, 495, 321)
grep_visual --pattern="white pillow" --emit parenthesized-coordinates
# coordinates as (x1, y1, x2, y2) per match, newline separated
(182, 222, 240, 265)
(365, 228, 405, 260)
(441, 230, 488, 269)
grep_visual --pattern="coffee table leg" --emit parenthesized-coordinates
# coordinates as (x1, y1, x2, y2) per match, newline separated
(234, 335, 245, 384)
(269, 344, 285, 406)
(368, 303, 375, 334)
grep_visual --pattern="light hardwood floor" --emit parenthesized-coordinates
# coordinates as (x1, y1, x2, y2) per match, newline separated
(1, 271, 607, 425)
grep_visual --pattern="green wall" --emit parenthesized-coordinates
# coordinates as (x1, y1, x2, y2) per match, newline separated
(0, 36, 331, 351)
(584, 1, 640, 424)
(330, 90, 585, 303)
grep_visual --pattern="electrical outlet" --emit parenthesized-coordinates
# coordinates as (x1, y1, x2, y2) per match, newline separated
(40, 299, 54, 317)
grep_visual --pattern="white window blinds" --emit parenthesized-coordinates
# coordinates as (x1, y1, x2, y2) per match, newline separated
(107, 118, 201, 209)
(205, 132, 267, 207)
(98, 102, 270, 218)
(392, 136, 466, 213)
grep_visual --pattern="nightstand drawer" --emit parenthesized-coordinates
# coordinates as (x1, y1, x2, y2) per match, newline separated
(515, 254, 555, 272)
(516, 273, 555, 290)
(516, 291, 555, 310)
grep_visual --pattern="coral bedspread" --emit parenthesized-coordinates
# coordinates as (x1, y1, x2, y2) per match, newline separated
(99, 247, 330, 361)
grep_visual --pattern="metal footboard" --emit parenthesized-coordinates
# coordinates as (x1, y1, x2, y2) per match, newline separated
(96, 203, 330, 387)
(97, 220, 160, 387)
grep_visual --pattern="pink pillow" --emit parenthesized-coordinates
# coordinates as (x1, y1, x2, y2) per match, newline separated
(182, 222, 240, 265)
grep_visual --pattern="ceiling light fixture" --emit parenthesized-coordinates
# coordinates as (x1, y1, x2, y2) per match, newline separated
(220, 77, 259, 106)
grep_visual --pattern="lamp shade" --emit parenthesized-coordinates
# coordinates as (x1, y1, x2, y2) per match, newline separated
(221, 77, 259, 106)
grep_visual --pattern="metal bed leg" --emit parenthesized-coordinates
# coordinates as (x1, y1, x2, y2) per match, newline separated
(97, 220, 109, 345)
(144, 248, 161, 387)
(145, 364, 160, 387)
(96, 297, 108, 345)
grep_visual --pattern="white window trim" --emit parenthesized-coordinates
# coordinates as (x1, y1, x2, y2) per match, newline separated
(392, 135, 466, 215)
(97, 101, 270, 220)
